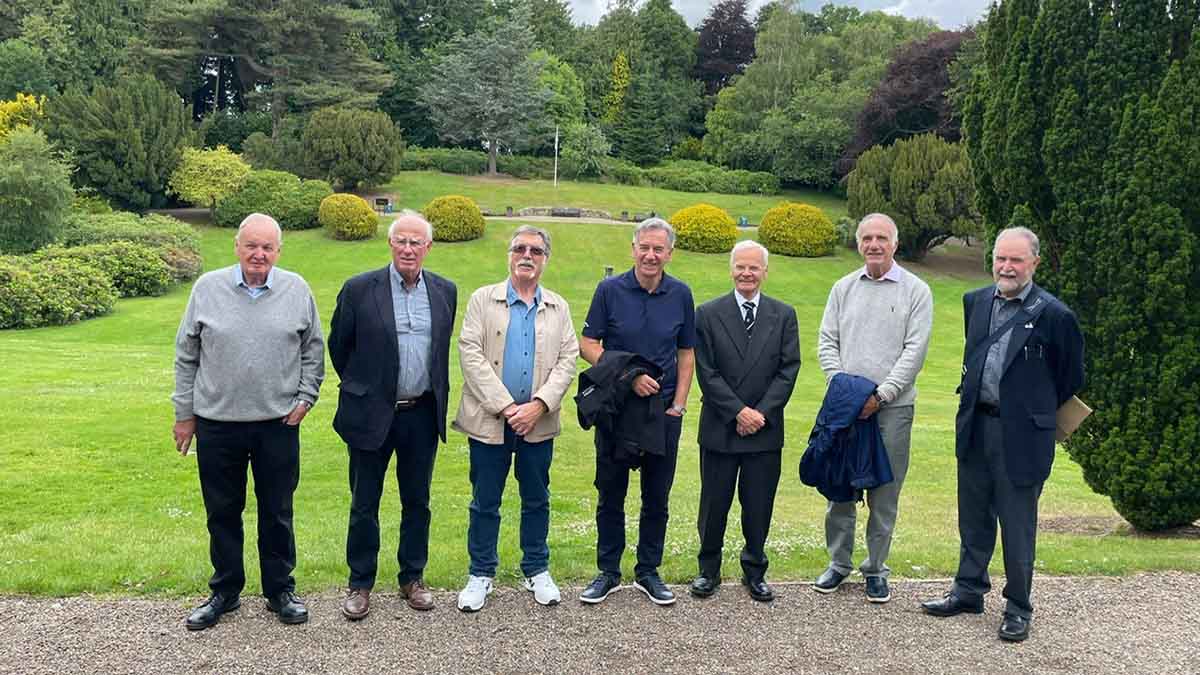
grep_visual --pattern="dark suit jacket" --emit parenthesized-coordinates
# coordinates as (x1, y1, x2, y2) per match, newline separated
(695, 292, 801, 453)
(955, 283, 1084, 486)
(329, 265, 457, 449)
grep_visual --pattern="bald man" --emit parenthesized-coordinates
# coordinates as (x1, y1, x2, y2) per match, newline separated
(172, 213, 326, 630)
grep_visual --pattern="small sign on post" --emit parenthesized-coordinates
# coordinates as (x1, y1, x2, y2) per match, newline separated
(604, 265, 613, 278)
(374, 197, 391, 214)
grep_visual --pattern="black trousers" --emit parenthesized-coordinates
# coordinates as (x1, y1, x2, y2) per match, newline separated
(195, 416, 300, 598)
(346, 396, 438, 588)
(696, 448, 781, 581)
(594, 413, 682, 579)
(952, 413, 1044, 619)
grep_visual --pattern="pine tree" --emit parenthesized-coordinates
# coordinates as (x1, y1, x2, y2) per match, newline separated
(602, 52, 631, 128)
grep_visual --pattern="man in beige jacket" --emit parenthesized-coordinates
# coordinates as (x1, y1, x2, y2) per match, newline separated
(453, 225, 580, 612)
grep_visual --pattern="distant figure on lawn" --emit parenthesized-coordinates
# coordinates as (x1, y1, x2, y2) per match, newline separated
(813, 212, 934, 604)
(577, 217, 696, 606)
(690, 240, 801, 603)
(452, 225, 579, 612)
(922, 226, 1084, 643)
(171, 213, 326, 630)
(328, 211, 457, 619)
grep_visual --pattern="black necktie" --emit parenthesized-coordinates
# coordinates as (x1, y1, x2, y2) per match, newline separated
(743, 301, 755, 336)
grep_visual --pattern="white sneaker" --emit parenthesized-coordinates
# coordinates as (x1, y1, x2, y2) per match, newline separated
(456, 575, 493, 612)
(523, 570, 561, 606)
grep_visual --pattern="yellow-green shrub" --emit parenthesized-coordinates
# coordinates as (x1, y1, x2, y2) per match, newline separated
(669, 203, 737, 253)
(424, 195, 484, 242)
(759, 202, 836, 257)
(319, 193, 378, 241)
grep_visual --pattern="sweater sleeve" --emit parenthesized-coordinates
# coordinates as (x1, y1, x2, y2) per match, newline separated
(171, 285, 203, 421)
(876, 279, 933, 403)
(295, 288, 326, 406)
(817, 280, 844, 382)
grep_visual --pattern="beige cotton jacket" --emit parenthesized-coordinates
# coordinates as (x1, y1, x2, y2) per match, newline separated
(452, 281, 580, 444)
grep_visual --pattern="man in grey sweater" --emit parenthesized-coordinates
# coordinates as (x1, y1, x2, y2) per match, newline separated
(813, 212, 933, 604)
(172, 213, 325, 630)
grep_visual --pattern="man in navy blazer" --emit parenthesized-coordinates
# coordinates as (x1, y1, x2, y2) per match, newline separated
(690, 240, 800, 602)
(329, 211, 457, 618)
(922, 226, 1084, 642)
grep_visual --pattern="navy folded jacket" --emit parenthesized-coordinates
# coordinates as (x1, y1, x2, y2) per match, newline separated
(799, 373, 894, 503)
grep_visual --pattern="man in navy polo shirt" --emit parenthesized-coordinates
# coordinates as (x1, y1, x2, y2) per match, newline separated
(577, 217, 696, 606)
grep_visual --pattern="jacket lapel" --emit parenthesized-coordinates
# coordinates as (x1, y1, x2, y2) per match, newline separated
(424, 273, 448, 354)
(743, 296, 777, 373)
(715, 293, 749, 359)
(372, 265, 400, 359)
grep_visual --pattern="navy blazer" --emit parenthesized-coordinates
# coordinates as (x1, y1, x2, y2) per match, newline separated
(695, 292, 801, 453)
(955, 283, 1084, 486)
(329, 265, 457, 449)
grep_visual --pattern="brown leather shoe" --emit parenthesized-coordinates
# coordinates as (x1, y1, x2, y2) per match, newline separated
(342, 587, 370, 620)
(399, 579, 434, 611)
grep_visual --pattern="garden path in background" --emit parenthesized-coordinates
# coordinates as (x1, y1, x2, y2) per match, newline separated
(3, 572, 1197, 674)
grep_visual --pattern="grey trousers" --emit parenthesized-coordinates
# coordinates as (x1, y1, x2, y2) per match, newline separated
(951, 413, 1043, 619)
(824, 404, 913, 579)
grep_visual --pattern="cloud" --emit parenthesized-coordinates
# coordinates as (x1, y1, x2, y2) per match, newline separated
(566, 0, 988, 30)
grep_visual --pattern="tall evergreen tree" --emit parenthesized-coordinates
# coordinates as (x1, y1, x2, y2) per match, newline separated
(964, 0, 1200, 529)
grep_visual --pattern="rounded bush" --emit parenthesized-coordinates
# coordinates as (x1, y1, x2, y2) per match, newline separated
(319, 193, 378, 241)
(670, 203, 738, 254)
(424, 195, 485, 242)
(34, 242, 172, 297)
(159, 246, 203, 282)
(214, 170, 331, 230)
(59, 212, 200, 254)
(0, 257, 116, 329)
(759, 202, 836, 257)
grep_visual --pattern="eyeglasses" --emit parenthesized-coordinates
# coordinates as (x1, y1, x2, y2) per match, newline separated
(510, 244, 547, 257)
(390, 237, 427, 249)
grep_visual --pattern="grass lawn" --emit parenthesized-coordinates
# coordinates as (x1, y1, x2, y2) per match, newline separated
(0, 217, 1194, 597)
(381, 170, 849, 225)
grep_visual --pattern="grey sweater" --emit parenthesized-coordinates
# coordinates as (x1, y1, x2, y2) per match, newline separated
(173, 265, 325, 422)
(817, 264, 933, 406)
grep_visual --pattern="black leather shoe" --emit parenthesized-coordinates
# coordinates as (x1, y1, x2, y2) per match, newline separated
(999, 614, 1031, 642)
(742, 576, 774, 602)
(579, 573, 622, 604)
(185, 592, 240, 631)
(921, 593, 984, 617)
(634, 573, 676, 606)
(865, 576, 890, 603)
(813, 568, 848, 594)
(266, 591, 309, 625)
(689, 575, 720, 598)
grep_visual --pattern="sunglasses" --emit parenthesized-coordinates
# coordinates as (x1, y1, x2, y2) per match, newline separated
(510, 244, 547, 257)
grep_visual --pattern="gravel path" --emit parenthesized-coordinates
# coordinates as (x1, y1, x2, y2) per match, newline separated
(3, 573, 1197, 674)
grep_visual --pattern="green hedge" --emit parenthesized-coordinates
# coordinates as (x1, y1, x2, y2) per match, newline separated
(0, 256, 117, 329)
(670, 203, 738, 253)
(58, 212, 202, 282)
(319, 193, 378, 241)
(403, 147, 488, 175)
(496, 154, 555, 180)
(214, 170, 332, 230)
(33, 242, 172, 297)
(759, 202, 836, 257)
(643, 161, 780, 195)
(424, 195, 485, 242)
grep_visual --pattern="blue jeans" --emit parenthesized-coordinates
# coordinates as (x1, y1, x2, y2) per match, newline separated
(467, 427, 553, 578)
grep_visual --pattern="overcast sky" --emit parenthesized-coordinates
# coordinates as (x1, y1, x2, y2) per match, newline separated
(566, 0, 989, 30)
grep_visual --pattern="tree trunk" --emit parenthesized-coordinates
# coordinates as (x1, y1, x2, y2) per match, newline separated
(487, 141, 498, 175)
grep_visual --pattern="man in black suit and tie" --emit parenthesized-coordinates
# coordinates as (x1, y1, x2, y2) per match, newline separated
(328, 211, 458, 618)
(690, 240, 801, 602)
(922, 226, 1084, 642)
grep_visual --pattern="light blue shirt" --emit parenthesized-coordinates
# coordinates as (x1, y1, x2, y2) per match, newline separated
(501, 281, 540, 404)
(233, 265, 276, 299)
(389, 264, 432, 398)
(980, 282, 1034, 406)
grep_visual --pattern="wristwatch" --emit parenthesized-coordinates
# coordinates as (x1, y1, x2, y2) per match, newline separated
(872, 391, 885, 407)
(668, 404, 687, 416)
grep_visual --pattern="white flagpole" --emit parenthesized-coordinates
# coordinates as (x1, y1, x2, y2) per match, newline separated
(553, 124, 559, 188)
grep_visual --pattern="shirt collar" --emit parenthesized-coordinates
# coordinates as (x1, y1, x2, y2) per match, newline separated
(858, 262, 905, 283)
(734, 290, 761, 307)
(621, 268, 672, 294)
(390, 263, 424, 292)
(994, 281, 1034, 304)
(506, 279, 542, 307)
(233, 264, 275, 290)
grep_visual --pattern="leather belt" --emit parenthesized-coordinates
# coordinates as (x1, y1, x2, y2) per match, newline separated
(395, 393, 428, 412)
(976, 402, 1001, 417)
